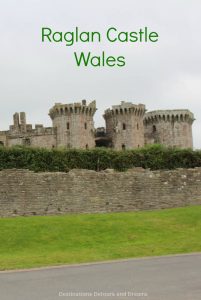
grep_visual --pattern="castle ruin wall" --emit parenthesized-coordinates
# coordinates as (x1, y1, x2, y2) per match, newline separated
(0, 168, 201, 217)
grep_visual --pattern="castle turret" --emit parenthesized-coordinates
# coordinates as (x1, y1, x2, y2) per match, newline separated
(20, 112, 27, 133)
(49, 100, 97, 149)
(13, 113, 20, 132)
(11, 112, 27, 134)
(103, 101, 146, 150)
(143, 109, 195, 148)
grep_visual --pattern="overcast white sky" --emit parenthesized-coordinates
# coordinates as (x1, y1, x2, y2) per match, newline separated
(0, 0, 201, 148)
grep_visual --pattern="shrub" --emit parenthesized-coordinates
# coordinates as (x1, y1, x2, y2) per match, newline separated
(0, 144, 200, 172)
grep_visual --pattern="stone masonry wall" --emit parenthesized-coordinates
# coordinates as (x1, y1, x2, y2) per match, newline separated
(49, 101, 96, 149)
(0, 168, 201, 217)
(104, 102, 145, 150)
(144, 110, 194, 149)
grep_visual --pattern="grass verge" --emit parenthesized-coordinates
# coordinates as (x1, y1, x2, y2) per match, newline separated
(0, 206, 201, 270)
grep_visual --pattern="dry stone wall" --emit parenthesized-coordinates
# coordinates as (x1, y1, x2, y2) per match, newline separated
(0, 168, 201, 217)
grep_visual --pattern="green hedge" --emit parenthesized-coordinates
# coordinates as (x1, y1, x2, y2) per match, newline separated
(0, 144, 201, 172)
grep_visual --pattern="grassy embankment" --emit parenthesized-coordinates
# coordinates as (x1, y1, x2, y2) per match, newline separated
(0, 206, 201, 270)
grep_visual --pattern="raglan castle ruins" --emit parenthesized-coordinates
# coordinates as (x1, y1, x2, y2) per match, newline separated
(0, 100, 195, 149)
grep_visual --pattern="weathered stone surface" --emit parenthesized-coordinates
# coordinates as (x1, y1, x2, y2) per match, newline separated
(144, 110, 194, 148)
(0, 101, 195, 150)
(0, 168, 201, 217)
(103, 102, 145, 150)
(49, 100, 96, 149)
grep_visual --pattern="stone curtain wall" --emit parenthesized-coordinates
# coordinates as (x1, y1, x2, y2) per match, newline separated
(0, 168, 201, 217)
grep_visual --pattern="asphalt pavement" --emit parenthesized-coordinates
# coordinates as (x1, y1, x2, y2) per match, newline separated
(0, 253, 200, 300)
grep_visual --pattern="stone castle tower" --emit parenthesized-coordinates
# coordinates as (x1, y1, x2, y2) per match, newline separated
(103, 102, 146, 150)
(49, 100, 97, 149)
(144, 110, 194, 148)
(12, 112, 27, 133)
(0, 100, 195, 150)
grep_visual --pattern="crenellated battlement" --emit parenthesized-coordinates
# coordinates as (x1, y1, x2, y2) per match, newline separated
(144, 109, 194, 149)
(8, 125, 56, 136)
(0, 100, 195, 150)
(49, 100, 97, 119)
(103, 101, 146, 150)
(104, 101, 145, 118)
(144, 109, 195, 125)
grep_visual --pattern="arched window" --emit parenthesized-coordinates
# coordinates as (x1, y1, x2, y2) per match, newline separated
(137, 123, 139, 130)
(122, 144, 126, 150)
(84, 123, 87, 129)
(86, 144, 89, 149)
(67, 122, 70, 130)
(123, 123, 126, 130)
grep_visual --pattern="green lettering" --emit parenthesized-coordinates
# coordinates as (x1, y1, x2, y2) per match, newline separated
(139, 28, 144, 42)
(117, 56, 126, 67)
(64, 32, 74, 46)
(74, 52, 91, 66)
(42, 27, 52, 42)
(149, 32, 159, 42)
(107, 27, 117, 42)
(91, 31, 101, 43)
(91, 55, 101, 67)
(106, 56, 116, 67)
(80, 32, 90, 42)
(118, 32, 128, 42)
(52, 31, 63, 42)
(129, 32, 138, 42)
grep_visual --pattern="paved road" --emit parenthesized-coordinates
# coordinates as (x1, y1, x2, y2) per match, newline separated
(0, 254, 200, 300)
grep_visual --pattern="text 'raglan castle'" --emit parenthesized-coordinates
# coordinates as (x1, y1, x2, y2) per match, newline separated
(0, 100, 195, 149)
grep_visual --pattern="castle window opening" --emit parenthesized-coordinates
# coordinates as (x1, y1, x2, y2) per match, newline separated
(137, 123, 139, 130)
(0, 141, 4, 146)
(67, 122, 70, 130)
(123, 123, 126, 130)
(86, 144, 88, 149)
(23, 138, 31, 146)
(122, 144, 126, 150)
(84, 122, 87, 129)
(153, 125, 156, 132)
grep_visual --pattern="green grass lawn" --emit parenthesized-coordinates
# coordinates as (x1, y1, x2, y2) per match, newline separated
(0, 206, 201, 270)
